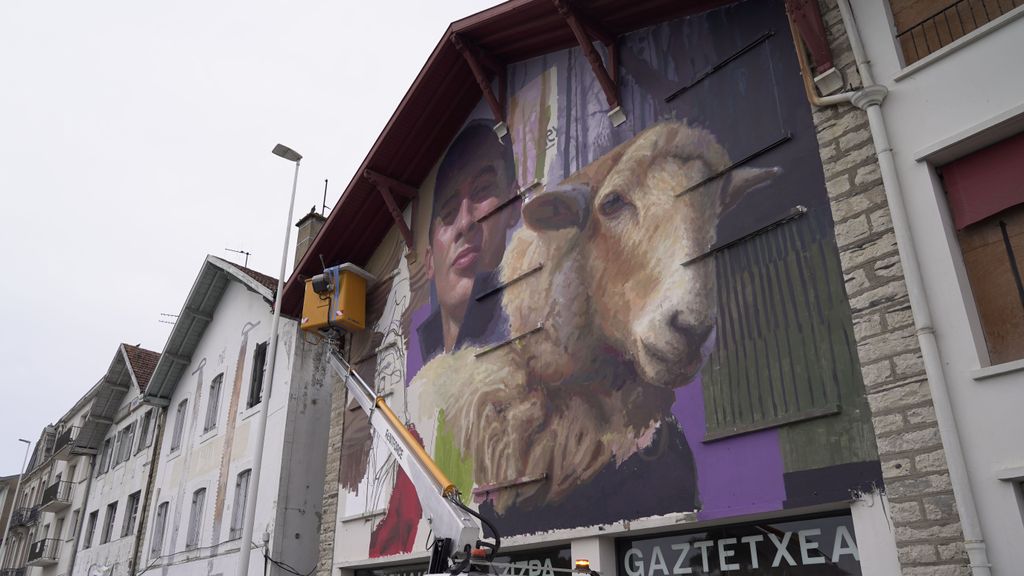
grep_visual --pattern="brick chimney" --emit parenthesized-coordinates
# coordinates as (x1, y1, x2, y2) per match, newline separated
(294, 207, 327, 271)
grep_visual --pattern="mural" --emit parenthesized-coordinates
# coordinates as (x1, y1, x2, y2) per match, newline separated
(334, 0, 881, 560)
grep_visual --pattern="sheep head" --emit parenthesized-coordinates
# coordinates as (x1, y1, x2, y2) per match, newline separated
(522, 121, 779, 387)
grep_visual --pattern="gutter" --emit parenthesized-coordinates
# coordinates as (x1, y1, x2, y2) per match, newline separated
(790, 2, 992, 574)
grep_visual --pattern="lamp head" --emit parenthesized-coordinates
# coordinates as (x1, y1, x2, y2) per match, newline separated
(18, 439, 30, 444)
(272, 144, 302, 162)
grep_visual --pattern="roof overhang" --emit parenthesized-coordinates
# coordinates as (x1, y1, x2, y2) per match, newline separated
(281, 0, 735, 316)
(144, 255, 274, 403)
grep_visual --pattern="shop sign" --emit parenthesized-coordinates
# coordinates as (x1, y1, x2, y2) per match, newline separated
(616, 514, 860, 575)
(353, 547, 571, 576)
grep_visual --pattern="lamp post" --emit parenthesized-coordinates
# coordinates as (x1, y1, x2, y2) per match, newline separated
(0, 439, 32, 563)
(234, 144, 302, 576)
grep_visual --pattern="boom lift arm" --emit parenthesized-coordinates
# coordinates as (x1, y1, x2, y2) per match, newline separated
(326, 348, 499, 574)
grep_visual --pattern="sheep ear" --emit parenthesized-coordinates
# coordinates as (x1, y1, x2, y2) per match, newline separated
(522, 184, 592, 231)
(721, 166, 781, 212)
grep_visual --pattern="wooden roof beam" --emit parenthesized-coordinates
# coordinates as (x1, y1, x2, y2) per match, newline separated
(552, 0, 625, 126)
(364, 175, 416, 258)
(451, 34, 508, 140)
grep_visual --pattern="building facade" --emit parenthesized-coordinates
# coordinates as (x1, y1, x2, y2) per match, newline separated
(139, 256, 332, 576)
(281, 1, 999, 575)
(835, 0, 1024, 573)
(73, 345, 161, 576)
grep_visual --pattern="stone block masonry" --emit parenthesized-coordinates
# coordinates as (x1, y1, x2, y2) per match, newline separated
(814, 0, 968, 573)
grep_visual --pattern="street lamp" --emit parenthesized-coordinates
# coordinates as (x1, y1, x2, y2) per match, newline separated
(235, 144, 302, 576)
(0, 439, 32, 561)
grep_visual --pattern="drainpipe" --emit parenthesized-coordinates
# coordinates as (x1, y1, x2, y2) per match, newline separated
(791, 1, 992, 574)
(129, 410, 166, 576)
(67, 455, 95, 576)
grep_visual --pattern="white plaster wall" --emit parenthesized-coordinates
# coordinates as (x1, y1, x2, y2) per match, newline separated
(140, 280, 297, 576)
(73, 385, 156, 576)
(852, 2, 1024, 570)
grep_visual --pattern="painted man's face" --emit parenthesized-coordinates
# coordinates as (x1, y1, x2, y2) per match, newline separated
(426, 151, 513, 332)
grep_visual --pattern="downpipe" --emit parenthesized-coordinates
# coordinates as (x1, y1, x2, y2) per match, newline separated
(792, 0, 993, 573)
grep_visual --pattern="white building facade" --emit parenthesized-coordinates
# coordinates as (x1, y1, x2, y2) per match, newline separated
(843, 0, 1024, 572)
(140, 256, 332, 576)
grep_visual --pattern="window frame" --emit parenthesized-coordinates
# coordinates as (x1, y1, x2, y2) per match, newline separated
(83, 510, 98, 550)
(186, 488, 206, 550)
(122, 491, 141, 538)
(137, 409, 154, 454)
(204, 374, 224, 433)
(247, 342, 269, 408)
(229, 469, 252, 540)
(150, 501, 169, 559)
(100, 501, 118, 544)
(170, 399, 189, 452)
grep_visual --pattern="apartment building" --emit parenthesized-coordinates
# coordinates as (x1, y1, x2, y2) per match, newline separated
(73, 345, 160, 576)
(138, 255, 332, 576)
(831, 0, 1024, 572)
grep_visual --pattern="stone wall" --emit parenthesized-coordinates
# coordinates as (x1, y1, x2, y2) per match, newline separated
(814, 0, 968, 574)
(316, 376, 346, 576)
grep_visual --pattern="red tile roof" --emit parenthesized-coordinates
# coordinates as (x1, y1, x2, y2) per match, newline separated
(122, 344, 161, 392)
(236, 265, 279, 293)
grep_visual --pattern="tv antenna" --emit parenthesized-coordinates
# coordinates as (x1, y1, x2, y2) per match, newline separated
(322, 179, 330, 216)
(159, 312, 178, 326)
(225, 248, 251, 268)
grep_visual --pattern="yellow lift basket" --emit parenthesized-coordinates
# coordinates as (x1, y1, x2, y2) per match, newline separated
(300, 263, 376, 333)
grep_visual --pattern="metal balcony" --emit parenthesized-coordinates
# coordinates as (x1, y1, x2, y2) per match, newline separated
(39, 481, 74, 513)
(0, 568, 27, 576)
(27, 538, 60, 566)
(52, 426, 81, 461)
(8, 507, 39, 530)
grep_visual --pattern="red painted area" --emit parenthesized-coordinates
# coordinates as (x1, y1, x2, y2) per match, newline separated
(942, 131, 1024, 229)
(368, 427, 424, 558)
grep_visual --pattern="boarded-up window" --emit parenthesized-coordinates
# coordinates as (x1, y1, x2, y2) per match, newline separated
(941, 131, 1024, 365)
(702, 216, 858, 440)
(890, 0, 1024, 65)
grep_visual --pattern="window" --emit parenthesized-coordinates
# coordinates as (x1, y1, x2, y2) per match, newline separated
(97, 439, 113, 476)
(941, 131, 1024, 364)
(101, 501, 118, 544)
(69, 509, 80, 538)
(171, 399, 188, 452)
(204, 374, 223, 432)
(150, 502, 169, 558)
(186, 488, 206, 549)
(122, 491, 141, 537)
(83, 511, 98, 549)
(54, 518, 64, 542)
(68, 463, 77, 484)
(115, 422, 136, 465)
(890, 0, 1023, 65)
(247, 342, 269, 408)
(137, 409, 154, 454)
(229, 469, 251, 539)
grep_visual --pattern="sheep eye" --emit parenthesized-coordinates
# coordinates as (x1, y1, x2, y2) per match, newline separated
(598, 192, 630, 218)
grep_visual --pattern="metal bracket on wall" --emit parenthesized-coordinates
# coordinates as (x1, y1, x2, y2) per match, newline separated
(552, 0, 625, 126)
(363, 169, 416, 255)
(681, 205, 808, 266)
(675, 132, 792, 197)
(474, 322, 545, 358)
(476, 179, 542, 224)
(452, 34, 508, 139)
(475, 263, 544, 302)
(665, 30, 775, 103)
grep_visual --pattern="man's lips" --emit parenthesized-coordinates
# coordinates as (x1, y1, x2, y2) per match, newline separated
(451, 245, 481, 271)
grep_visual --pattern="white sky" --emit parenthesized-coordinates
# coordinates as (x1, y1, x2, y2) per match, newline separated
(0, 0, 503, 475)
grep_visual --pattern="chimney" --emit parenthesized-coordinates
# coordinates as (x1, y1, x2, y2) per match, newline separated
(294, 206, 327, 270)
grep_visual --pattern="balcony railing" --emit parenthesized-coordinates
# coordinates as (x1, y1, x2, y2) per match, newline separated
(0, 568, 27, 576)
(39, 481, 74, 512)
(896, 0, 1024, 65)
(27, 538, 60, 566)
(53, 426, 81, 460)
(9, 507, 39, 529)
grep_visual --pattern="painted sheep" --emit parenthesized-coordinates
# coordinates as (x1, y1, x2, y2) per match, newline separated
(409, 120, 778, 519)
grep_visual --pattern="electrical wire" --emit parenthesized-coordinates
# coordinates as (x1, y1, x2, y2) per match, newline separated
(448, 494, 501, 560)
(263, 548, 316, 576)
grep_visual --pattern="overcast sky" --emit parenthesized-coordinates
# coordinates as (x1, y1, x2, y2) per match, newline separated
(0, 0, 503, 475)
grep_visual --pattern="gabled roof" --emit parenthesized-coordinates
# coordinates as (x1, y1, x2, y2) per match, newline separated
(280, 0, 733, 316)
(144, 255, 276, 404)
(122, 344, 161, 393)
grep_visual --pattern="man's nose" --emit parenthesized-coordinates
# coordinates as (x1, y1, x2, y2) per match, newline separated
(454, 197, 479, 236)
